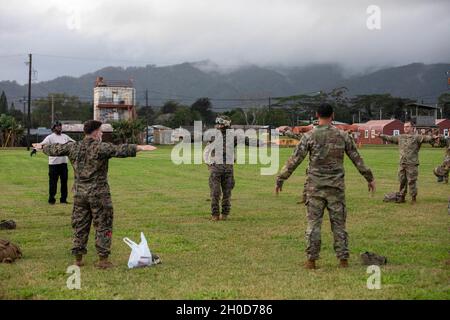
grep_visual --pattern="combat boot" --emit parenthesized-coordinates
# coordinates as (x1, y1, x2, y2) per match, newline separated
(339, 259, 349, 268)
(211, 215, 220, 221)
(304, 259, 316, 270)
(219, 214, 228, 221)
(395, 195, 405, 203)
(74, 254, 84, 267)
(411, 196, 416, 204)
(95, 256, 114, 269)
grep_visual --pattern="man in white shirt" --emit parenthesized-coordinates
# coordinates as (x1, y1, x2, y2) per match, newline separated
(40, 121, 75, 204)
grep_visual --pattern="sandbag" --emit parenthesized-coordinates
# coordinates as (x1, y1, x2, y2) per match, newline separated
(360, 251, 387, 266)
(0, 239, 22, 263)
(383, 192, 404, 203)
(0, 220, 16, 230)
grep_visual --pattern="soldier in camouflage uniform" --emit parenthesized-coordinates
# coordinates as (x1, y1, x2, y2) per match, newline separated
(434, 135, 450, 184)
(204, 115, 260, 221)
(433, 135, 450, 214)
(283, 129, 303, 141)
(275, 104, 375, 269)
(34, 120, 156, 269)
(377, 122, 435, 203)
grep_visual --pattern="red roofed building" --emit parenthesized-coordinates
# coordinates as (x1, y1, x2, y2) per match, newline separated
(355, 119, 404, 145)
(436, 119, 450, 137)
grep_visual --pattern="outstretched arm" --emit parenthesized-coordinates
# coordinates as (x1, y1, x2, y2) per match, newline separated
(283, 130, 303, 141)
(345, 133, 376, 193)
(99, 143, 157, 158)
(378, 133, 399, 144)
(35, 142, 74, 157)
(275, 135, 309, 194)
(417, 134, 437, 145)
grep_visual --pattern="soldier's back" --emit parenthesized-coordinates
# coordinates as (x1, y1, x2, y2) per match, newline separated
(68, 138, 110, 192)
(307, 125, 348, 191)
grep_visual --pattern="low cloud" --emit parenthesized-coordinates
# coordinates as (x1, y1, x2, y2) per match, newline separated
(1, 0, 449, 83)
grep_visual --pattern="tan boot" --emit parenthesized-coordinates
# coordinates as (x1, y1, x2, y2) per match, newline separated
(95, 256, 114, 269)
(211, 215, 220, 221)
(304, 259, 316, 270)
(411, 196, 416, 204)
(339, 259, 349, 268)
(74, 254, 84, 267)
(219, 214, 228, 221)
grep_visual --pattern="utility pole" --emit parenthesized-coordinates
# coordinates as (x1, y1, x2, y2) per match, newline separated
(358, 110, 361, 123)
(145, 89, 149, 144)
(379, 108, 382, 120)
(51, 94, 54, 125)
(26, 53, 32, 151)
(22, 96, 26, 125)
(267, 96, 272, 143)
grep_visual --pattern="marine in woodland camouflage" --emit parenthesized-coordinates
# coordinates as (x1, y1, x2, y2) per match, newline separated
(43, 138, 137, 257)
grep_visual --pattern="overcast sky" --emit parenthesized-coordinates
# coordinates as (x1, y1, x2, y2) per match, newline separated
(1, 0, 449, 83)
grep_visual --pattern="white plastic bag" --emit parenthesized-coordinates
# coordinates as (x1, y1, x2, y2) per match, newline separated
(123, 232, 153, 269)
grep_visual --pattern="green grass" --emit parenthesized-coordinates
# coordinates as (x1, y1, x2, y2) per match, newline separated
(0, 145, 448, 299)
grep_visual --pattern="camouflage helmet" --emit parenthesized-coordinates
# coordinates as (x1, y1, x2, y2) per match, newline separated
(215, 115, 231, 128)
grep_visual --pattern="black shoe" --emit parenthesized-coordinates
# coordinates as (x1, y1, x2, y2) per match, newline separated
(60, 200, 70, 204)
(48, 201, 56, 205)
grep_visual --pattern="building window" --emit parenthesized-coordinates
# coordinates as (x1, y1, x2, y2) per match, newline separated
(365, 130, 369, 138)
(444, 129, 449, 137)
(393, 130, 400, 136)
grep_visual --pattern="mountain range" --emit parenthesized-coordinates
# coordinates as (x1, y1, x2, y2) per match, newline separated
(1, 62, 449, 109)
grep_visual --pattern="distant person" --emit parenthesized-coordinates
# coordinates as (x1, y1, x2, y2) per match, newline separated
(204, 115, 260, 221)
(33, 120, 157, 269)
(433, 134, 449, 184)
(39, 121, 75, 205)
(376, 122, 435, 203)
(275, 103, 375, 269)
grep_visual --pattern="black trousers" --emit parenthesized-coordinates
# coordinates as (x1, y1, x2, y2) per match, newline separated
(49, 163, 68, 203)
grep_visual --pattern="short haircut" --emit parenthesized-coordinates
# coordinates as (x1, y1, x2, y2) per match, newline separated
(84, 120, 102, 135)
(317, 103, 334, 118)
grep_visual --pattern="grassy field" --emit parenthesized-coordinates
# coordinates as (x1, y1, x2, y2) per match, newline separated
(0, 145, 448, 300)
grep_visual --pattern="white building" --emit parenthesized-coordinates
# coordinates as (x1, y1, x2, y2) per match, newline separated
(93, 77, 136, 123)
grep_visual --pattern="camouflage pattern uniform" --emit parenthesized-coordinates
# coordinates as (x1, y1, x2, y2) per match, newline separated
(206, 133, 258, 217)
(284, 130, 303, 141)
(43, 137, 137, 257)
(276, 125, 374, 260)
(435, 136, 450, 214)
(380, 133, 434, 199)
(435, 136, 450, 183)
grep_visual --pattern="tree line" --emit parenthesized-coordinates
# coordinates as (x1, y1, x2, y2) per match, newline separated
(1, 88, 449, 146)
